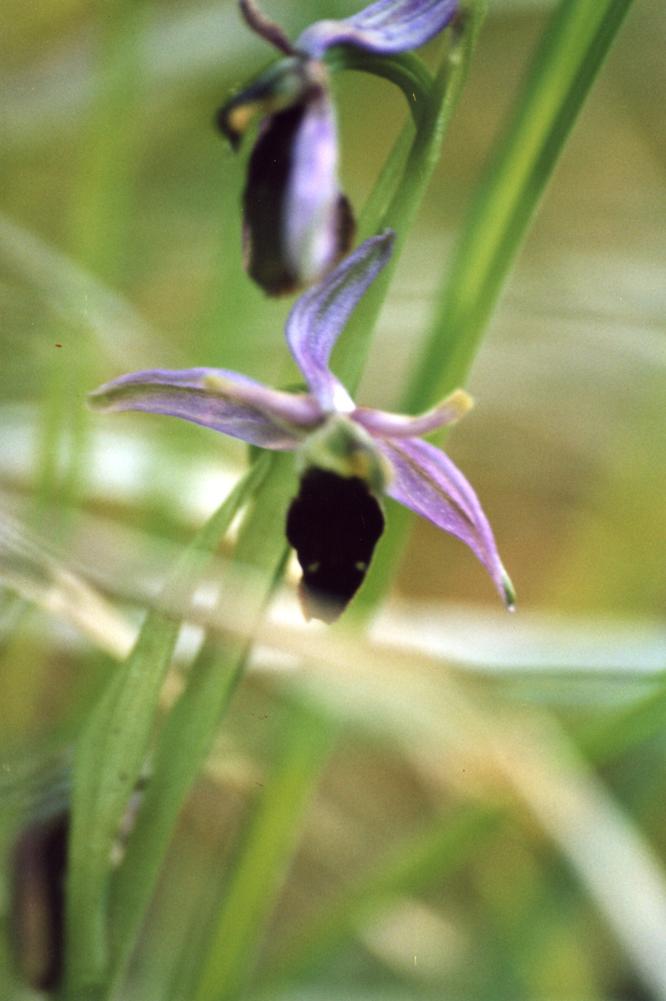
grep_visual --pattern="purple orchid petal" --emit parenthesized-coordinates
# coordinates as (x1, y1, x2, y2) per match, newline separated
(88, 368, 318, 450)
(376, 436, 514, 607)
(239, 0, 294, 55)
(353, 388, 473, 438)
(297, 0, 458, 58)
(284, 87, 355, 290)
(285, 230, 395, 411)
(243, 84, 354, 296)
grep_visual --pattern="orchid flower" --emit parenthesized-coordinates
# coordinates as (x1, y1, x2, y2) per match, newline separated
(218, 0, 458, 295)
(89, 232, 514, 622)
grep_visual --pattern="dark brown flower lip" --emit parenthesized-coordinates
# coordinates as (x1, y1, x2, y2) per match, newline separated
(286, 467, 385, 623)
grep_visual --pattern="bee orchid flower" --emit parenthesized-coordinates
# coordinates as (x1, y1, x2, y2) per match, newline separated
(218, 0, 458, 295)
(89, 232, 513, 622)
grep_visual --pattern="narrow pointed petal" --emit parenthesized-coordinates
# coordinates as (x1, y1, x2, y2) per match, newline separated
(354, 389, 473, 438)
(376, 437, 514, 607)
(285, 230, 395, 411)
(239, 0, 294, 55)
(88, 368, 312, 450)
(243, 82, 354, 296)
(200, 372, 321, 426)
(297, 0, 458, 59)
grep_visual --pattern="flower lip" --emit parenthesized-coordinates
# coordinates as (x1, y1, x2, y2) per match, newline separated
(11, 811, 69, 992)
(286, 466, 385, 623)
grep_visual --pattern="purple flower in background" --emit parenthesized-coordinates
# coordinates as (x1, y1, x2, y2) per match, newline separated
(11, 812, 68, 992)
(217, 0, 458, 296)
(89, 232, 513, 622)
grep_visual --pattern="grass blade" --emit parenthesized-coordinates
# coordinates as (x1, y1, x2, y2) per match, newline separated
(191, 699, 335, 1001)
(355, 0, 635, 616)
(103, 453, 296, 997)
(580, 681, 666, 764)
(257, 805, 500, 992)
(335, 2, 489, 395)
(64, 455, 270, 993)
(405, 0, 636, 407)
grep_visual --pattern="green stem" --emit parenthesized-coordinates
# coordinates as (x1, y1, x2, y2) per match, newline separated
(191, 700, 335, 1001)
(64, 455, 270, 995)
(257, 805, 500, 993)
(325, 47, 433, 126)
(334, 1, 488, 396)
(102, 453, 296, 997)
(355, 0, 635, 617)
(405, 0, 635, 409)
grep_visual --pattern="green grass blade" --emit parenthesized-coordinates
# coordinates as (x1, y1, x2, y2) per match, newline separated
(37, 0, 150, 521)
(356, 123, 415, 245)
(64, 455, 271, 994)
(192, 700, 336, 1001)
(103, 453, 296, 997)
(334, 2, 489, 395)
(104, 646, 242, 999)
(257, 805, 500, 992)
(580, 680, 666, 765)
(355, 0, 635, 618)
(405, 0, 636, 408)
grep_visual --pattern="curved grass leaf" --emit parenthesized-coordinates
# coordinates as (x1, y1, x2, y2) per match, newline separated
(334, 1, 489, 395)
(191, 699, 336, 1001)
(355, 0, 636, 616)
(64, 454, 271, 994)
(256, 805, 500, 993)
(580, 681, 666, 765)
(405, 0, 636, 407)
(103, 453, 296, 998)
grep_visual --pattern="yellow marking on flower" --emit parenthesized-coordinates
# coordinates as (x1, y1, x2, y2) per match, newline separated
(202, 373, 236, 396)
(226, 102, 259, 136)
(444, 388, 474, 420)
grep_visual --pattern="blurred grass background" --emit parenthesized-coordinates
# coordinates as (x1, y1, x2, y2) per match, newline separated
(0, 1, 665, 999)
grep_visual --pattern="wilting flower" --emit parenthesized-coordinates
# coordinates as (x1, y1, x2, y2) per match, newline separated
(11, 812, 68, 991)
(89, 231, 513, 622)
(218, 0, 458, 295)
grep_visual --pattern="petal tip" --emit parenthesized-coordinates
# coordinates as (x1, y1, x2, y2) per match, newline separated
(215, 102, 247, 150)
(239, 0, 294, 55)
(452, 388, 474, 416)
(377, 227, 396, 249)
(501, 569, 517, 611)
(86, 386, 110, 412)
